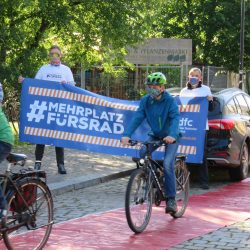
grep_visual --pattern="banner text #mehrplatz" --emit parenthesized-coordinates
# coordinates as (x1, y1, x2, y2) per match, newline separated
(19, 79, 208, 164)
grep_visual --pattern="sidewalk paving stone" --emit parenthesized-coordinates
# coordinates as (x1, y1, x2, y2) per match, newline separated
(2, 145, 136, 195)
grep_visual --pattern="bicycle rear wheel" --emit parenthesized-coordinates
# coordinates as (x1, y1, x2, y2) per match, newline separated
(171, 159, 190, 218)
(3, 178, 53, 250)
(125, 168, 153, 233)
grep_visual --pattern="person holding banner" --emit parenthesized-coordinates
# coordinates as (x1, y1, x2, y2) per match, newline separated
(121, 72, 180, 214)
(0, 82, 14, 217)
(18, 45, 75, 174)
(180, 67, 213, 189)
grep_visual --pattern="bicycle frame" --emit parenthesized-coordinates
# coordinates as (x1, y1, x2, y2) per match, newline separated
(145, 157, 190, 198)
(134, 141, 189, 201)
(139, 144, 166, 201)
(145, 158, 165, 198)
(125, 139, 190, 233)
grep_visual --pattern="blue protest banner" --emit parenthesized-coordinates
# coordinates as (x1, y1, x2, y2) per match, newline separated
(19, 78, 208, 163)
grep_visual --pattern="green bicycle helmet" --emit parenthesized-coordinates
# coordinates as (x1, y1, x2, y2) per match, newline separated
(145, 72, 166, 86)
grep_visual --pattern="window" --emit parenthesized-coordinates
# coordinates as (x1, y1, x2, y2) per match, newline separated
(243, 95, 250, 115)
(235, 94, 249, 115)
(224, 98, 237, 115)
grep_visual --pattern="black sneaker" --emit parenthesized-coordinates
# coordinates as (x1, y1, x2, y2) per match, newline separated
(165, 198, 177, 214)
(34, 161, 41, 170)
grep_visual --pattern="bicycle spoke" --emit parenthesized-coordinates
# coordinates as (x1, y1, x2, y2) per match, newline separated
(171, 160, 190, 218)
(31, 194, 47, 216)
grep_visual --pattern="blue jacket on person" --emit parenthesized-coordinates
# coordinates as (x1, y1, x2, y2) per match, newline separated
(123, 91, 180, 140)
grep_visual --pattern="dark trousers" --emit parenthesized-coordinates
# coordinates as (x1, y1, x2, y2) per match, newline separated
(35, 144, 64, 165)
(0, 141, 12, 163)
(199, 132, 209, 185)
(0, 141, 12, 209)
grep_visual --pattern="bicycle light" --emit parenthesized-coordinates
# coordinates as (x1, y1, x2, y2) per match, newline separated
(139, 159, 145, 165)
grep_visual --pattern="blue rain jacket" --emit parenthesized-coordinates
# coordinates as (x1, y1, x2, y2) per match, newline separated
(123, 91, 180, 140)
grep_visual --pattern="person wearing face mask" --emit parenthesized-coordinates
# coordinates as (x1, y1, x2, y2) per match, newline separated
(180, 67, 213, 189)
(121, 72, 180, 215)
(18, 45, 75, 174)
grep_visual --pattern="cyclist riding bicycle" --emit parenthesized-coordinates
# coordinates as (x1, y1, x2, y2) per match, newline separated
(0, 82, 14, 218)
(121, 72, 180, 214)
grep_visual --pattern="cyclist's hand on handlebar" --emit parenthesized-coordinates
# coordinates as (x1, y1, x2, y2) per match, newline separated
(163, 136, 176, 144)
(207, 95, 213, 101)
(121, 136, 130, 146)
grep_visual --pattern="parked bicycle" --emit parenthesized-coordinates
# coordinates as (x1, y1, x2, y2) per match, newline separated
(125, 140, 189, 233)
(0, 153, 53, 250)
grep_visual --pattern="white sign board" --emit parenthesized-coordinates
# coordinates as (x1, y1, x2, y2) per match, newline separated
(126, 38, 192, 65)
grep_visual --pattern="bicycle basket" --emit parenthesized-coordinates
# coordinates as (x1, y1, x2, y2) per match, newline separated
(10, 184, 37, 212)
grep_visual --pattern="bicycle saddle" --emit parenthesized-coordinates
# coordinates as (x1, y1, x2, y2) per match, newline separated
(6, 153, 27, 166)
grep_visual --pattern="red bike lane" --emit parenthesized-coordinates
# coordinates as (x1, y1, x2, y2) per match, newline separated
(47, 178, 250, 249)
(1, 179, 250, 250)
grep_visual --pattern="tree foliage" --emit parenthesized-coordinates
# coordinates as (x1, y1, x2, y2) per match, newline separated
(0, 0, 249, 115)
(0, 0, 162, 87)
(1, 0, 249, 86)
(157, 0, 250, 71)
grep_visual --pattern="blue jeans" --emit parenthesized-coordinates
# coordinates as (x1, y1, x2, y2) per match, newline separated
(139, 136, 178, 199)
(0, 141, 12, 210)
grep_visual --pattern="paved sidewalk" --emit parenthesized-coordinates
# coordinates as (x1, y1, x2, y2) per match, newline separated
(3, 145, 136, 195)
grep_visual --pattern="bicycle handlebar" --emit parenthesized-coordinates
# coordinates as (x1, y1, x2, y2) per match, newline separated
(128, 139, 175, 147)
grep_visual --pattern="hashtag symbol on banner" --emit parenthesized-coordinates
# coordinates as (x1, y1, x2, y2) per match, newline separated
(27, 100, 47, 122)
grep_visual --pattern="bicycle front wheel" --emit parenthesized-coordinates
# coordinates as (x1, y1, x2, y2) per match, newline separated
(3, 178, 53, 250)
(171, 159, 190, 218)
(125, 168, 153, 233)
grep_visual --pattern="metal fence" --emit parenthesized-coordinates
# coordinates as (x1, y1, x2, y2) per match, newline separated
(73, 66, 181, 100)
(73, 65, 241, 100)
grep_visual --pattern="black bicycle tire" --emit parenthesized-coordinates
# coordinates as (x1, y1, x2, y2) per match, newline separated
(3, 178, 53, 250)
(125, 168, 153, 233)
(171, 160, 189, 218)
